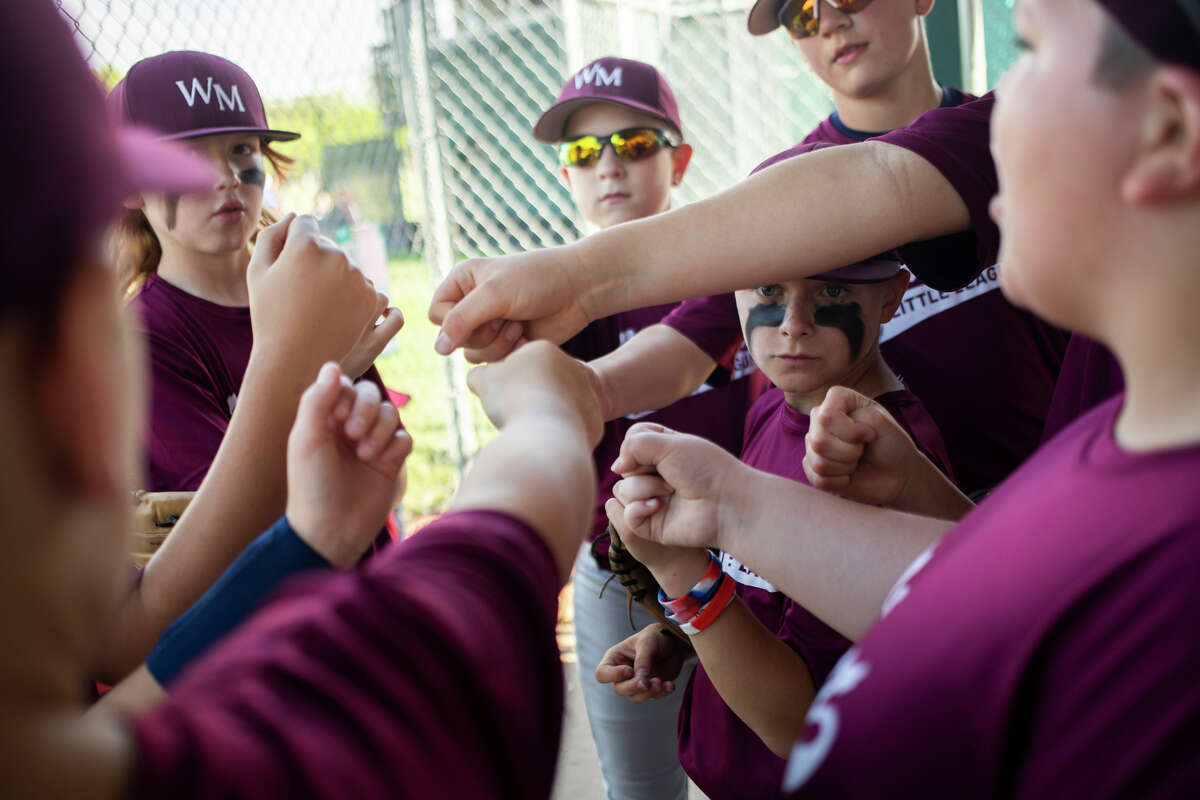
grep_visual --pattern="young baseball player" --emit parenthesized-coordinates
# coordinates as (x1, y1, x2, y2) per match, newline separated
(1, 9, 602, 798)
(536, 56, 753, 800)
(109, 51, 404, 493)
(447, 0, 1069, 498)
(601, 0, 1200, 794)
(597, 247, 952, 799)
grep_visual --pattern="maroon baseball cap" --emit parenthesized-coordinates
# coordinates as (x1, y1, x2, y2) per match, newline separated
(108, 51, 299, 142)
(747, 0, 786, 35)
(1, 1, 213, 320)
(752, 141, 903, 282)
(1096, 0, 1200, 72)
(533, 57, 684, 143)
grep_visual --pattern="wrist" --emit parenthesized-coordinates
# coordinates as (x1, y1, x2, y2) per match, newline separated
(285, 511, 358, 568)
(655, 548, 714, 598)
(584, 361, 618, 422)
(573, 234, 627, 322)
(712, 459, 753, 555)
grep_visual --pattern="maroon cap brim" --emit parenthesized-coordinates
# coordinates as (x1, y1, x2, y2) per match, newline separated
(157, 125, 301, 143)
(533, 97, 678, 143)
(116, 126, 216, 195)
(813, 256, 905, 283)
(747, 0, 783, 35)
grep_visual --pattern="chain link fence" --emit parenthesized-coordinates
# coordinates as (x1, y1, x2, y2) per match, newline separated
(59, 0, 1020, 512)
(383, 0, 832, 276)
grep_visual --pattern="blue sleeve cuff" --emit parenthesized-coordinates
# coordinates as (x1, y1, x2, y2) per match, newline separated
(146, 516, 329, 686)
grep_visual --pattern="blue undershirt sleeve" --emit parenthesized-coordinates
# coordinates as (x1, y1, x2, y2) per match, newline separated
(146, 516, 330, 686)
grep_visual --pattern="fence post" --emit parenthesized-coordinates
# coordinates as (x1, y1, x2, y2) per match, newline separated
(404, 0, 479, 479)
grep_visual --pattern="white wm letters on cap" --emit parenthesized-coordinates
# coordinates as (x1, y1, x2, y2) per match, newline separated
(175, 76, 246, 112)
(574, 65, 622, 89)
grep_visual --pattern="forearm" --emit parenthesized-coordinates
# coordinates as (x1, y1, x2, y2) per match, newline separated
(896, 453, 975, 520)
(580, 142, 970, 318)
(718, 465, 954, 641)
(590, 325, 716, 420)
(691, 599, 815, 757)
(97, 353, 313, 681)
(450, 415, 596, 582)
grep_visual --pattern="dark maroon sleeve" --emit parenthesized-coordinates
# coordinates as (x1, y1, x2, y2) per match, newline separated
(660, 293, 744, 367)
(875, 94, 998, 291)
(130, 510, 564, 800)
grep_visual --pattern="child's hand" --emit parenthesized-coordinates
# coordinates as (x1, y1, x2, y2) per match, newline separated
(430, 246, 594, 359)
(341, 291, 404, 379)
(285, 363, 413, 566)
(466, 341, 604, 447)
(609, 423, 744, 553)
(247, 214, 379, 377)
(604, 497, 711, 596)
(595, 624, 688, 704)
(803, 385, 914, 507)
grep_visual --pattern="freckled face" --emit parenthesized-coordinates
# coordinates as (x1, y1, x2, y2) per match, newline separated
(140, 132, 266, 256)
(560, 103, 682, 229)
(735, 278, 891, 396)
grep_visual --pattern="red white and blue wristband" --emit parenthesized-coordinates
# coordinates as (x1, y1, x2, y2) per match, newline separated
(658, 551, 736, 635)
(678, 577, 735, 635)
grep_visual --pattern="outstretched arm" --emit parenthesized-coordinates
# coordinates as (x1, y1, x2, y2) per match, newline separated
(454, 341, 605, 581)
(431, 140, 971, 357)
(96, 215, 383, 682)
(93, 365, 413, 717)
(603, 501, 816, 756)
(609, 424, 954, 641)
(589, 324, 717, 420)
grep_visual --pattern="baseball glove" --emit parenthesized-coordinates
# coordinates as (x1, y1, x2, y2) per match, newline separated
(593, 523, 692, 647)
(131, 490, 195, 567)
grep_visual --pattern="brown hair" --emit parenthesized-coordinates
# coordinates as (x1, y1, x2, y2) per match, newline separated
(112, 140, 294, 299)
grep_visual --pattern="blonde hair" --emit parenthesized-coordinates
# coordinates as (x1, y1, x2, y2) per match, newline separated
(112, 140, 294, 299)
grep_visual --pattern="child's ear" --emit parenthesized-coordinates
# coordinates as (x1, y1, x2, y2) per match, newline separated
(671, 144, 694, 186)
(880, 270, 912, 321)
(914, 0, 935, 19)
(1121, 66, 1200, 205)
(123, 194, 146, 211)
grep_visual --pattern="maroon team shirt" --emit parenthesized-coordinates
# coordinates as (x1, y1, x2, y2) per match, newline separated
(131, 510, 564, 799)
(661, 91, 1068, 495)
(562, 301, 753, 557)
(678, 388, 951, 800)
(879, 94, 1124, 441)
(784, 395, 1200, 797)
(132, 273, 392, 491)
(1041, 335, 1123, 443)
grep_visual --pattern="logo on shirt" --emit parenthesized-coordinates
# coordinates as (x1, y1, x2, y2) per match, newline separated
(881, 543, 936, 617)
(782, 544, 939, 790)
(881, 265, 1000, 342)
(719, 552, 777, 592)
(783, 647, 871, 791)
(175, 76, 246, 112)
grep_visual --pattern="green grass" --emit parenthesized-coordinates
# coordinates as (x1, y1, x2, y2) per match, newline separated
(373, 257, 495, 521)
